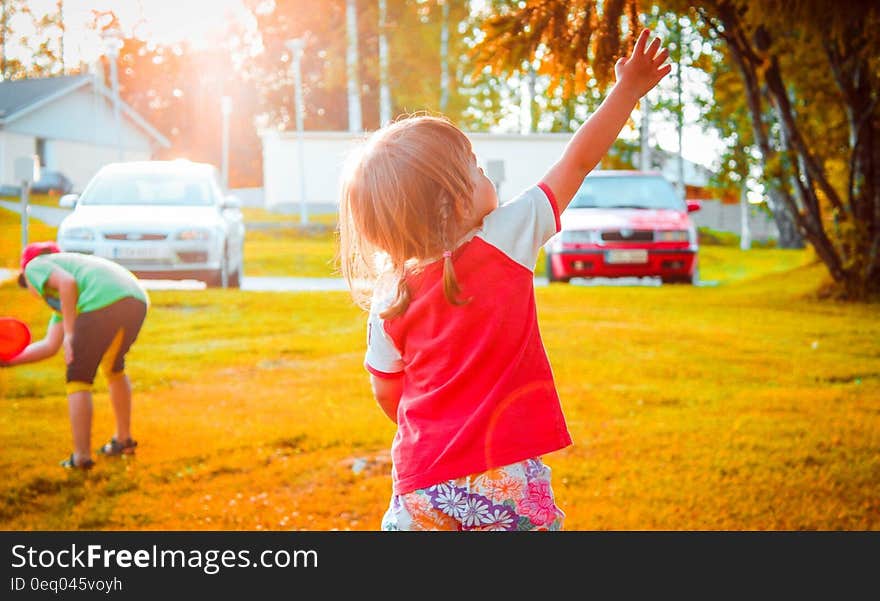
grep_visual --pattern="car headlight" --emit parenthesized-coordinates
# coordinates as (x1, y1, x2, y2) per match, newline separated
(560, 230, 595, 244)
(61, 227, 95, 241)
(656, 230, 689, 242)
(177, 229, 212, 241)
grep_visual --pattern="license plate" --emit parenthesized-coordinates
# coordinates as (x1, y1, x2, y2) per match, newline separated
(606, 249, 648, 264)
(113, 246, 164, 260)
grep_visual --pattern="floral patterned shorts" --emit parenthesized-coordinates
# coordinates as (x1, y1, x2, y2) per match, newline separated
(381, 457, 565, 531)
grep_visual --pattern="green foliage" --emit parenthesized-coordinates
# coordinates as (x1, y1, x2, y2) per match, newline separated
(471, 0, 640, 95)
(478, 0, 878, 297)
(0, 0, 65, 79)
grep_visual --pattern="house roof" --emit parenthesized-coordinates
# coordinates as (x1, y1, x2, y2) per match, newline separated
(0, 74, 92, 119)
(0, 74, 170, 148)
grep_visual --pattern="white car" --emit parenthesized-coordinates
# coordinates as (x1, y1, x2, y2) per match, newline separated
(57, 160, 245, 288)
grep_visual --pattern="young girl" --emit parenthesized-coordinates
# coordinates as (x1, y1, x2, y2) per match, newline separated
(339, 29, 670, 530)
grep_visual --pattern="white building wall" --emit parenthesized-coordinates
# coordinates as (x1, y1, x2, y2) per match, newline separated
(6, 85, 153, 152)
(261, 130, 574, 209)
(261, 130, 720, 213)
(689, 199, 779, 241)
(51, 139, 150, 192)
(1, 82, 163, 192)
(261, 131, 363, 208)
(469, 133, 569, 200)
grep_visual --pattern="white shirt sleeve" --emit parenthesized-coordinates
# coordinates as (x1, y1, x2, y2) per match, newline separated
(364, 289, 404, 377)
(477, 183, 561, 271)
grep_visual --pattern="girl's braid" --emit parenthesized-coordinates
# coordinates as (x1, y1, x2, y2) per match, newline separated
(439, 193, 469, 306)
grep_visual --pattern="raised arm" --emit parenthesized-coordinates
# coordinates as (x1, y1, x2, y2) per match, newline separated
(542, 29, 671, 212)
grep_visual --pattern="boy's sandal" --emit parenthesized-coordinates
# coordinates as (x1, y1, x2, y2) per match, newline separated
(98, 437, 138, 456)
(60, 454, 95, 470)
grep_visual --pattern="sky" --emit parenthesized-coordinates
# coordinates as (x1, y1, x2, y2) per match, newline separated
(17, 0, 722, 170)
(20, 0, 249, 66)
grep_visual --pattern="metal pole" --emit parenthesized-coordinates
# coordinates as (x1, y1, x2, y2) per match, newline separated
(20, 180, 29, 252)
(676, 18, 685, 200)
(288, 39, 309, 225)
(740, 185, 751, 250)
(110, 52, 122, 161)
(102, 31, 123, 162)
(221, 96, 231, 191)
(378, 0, 391, 126)
(640, 97, 650, 171)
(345, 0, 362, 132)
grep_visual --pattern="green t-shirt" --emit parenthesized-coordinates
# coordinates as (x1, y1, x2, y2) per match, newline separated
(24, 253, 149, 327)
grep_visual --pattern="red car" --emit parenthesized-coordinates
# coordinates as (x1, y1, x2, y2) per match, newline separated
(544, 170, 701, 284)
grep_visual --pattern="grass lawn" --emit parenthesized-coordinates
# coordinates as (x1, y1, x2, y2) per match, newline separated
(1, 208, 878, 530)
(243, 221, 341, 278)
(0, 208, 58, 269)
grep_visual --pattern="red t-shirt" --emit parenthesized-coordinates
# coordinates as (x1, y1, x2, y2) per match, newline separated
(365, 183, 572, 495)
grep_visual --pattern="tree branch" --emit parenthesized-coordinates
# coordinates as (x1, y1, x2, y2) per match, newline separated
(762, 55, 847, 215)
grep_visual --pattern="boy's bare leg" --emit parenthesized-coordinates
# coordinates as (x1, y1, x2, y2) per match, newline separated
(107, 374, 132, 443)
(68, 390, 93, 464)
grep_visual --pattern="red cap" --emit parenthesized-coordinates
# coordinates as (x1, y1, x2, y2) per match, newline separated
(20, 241, 61, 272)
(18, 241, 60, 288)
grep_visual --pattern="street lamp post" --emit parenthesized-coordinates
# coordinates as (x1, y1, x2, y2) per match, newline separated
(285, 38, 309, 225)
(101, 30, 124, 162)
(221, 96, 232, 191)
(740, 186, 752, 251)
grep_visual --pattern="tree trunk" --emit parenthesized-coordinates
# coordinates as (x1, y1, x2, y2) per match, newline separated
(768, 190, 805, 249)
(439, 0, 450, 112)
(378, 0, 391, 126)
(345, 0, 362, 132)
(712, 10, 805, 249)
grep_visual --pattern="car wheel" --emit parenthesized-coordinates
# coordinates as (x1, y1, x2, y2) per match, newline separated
(228, 258, 242, 289)
(663, 260, 699, 285)
(205, 252, 229, 289)
(688, 259, 700, 285)
(545, 252, 569, 284)
(226, 242, 243, 289)
(205, 268, 224, 288)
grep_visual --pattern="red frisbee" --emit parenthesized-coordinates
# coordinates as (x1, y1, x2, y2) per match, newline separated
(0, 318, 30, 361)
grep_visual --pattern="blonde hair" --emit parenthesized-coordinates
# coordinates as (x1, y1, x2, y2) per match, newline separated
(339, 114, 474, 319)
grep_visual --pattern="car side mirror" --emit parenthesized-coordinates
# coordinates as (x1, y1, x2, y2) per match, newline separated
(222, 195, 241, 210)
(59, 193, 79, 208)
(686, 200, 702, 213)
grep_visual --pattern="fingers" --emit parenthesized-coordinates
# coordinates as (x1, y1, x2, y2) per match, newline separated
(645, 36, 662, 59)
(654, 47, 670, 66)
(633, 28, 651, 55)
(652, 63, 673, 85)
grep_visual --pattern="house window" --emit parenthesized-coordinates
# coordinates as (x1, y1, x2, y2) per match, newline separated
(35, 138, 46, 167)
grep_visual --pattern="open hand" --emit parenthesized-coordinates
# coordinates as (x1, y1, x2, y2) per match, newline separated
(614, 29, 672, 100)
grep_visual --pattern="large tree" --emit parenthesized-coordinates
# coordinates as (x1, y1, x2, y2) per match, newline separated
(472, 0, 879, 300)
(696, 0, 879, 299)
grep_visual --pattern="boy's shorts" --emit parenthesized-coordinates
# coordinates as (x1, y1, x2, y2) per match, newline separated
(381, 457, 565, 531)
(66, 297, 147, 393)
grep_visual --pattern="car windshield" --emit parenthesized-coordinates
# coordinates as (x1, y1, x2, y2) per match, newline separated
(79, 171, 217, 206)
(569, 175, 684, 210)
